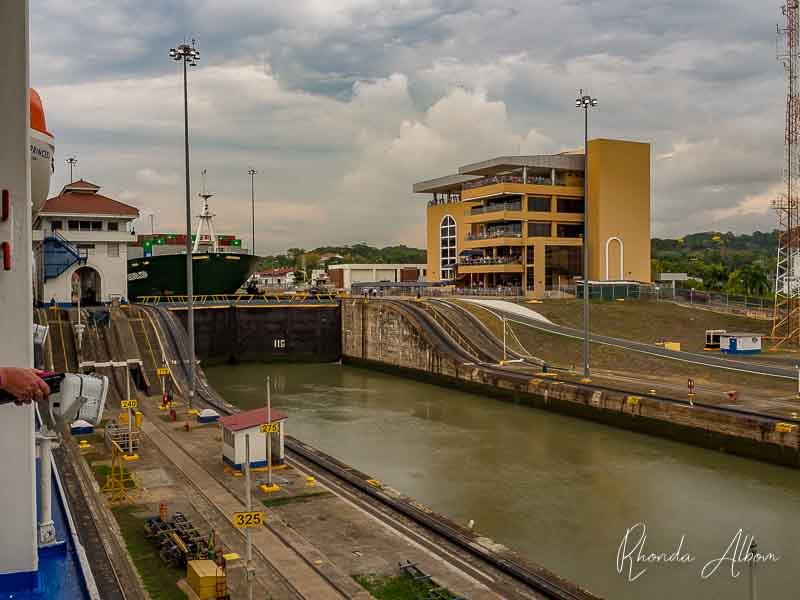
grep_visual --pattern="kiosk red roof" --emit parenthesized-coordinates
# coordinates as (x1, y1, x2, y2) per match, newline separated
(219, 407, 288, 432)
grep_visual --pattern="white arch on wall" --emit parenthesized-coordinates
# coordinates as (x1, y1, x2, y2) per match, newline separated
(605, 237, 624, 280)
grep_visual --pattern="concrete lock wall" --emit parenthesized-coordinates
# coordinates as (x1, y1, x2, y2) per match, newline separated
(175, 306, 341, 364)
(341, 299, 800, 468)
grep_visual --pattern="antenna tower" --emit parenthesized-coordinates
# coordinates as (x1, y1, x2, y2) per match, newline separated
(772, 1, 800, 348)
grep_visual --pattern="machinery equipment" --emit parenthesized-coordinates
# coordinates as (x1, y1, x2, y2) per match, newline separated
(0, 371, 109, 426)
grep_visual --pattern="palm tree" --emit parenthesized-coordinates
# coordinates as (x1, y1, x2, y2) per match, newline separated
(740, 263, 770, 296)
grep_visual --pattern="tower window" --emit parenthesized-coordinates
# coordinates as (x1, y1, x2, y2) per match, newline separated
(440, 215, 457, 280)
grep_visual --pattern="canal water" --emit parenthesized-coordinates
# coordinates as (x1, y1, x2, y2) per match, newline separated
(206, 363, 800, 600)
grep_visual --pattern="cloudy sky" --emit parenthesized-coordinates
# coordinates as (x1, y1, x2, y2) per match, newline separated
(31, 0, 785, 254)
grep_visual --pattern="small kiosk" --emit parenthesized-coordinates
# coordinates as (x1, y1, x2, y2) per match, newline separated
(720, 333, 763, 355)
(219, 407, 287, 470)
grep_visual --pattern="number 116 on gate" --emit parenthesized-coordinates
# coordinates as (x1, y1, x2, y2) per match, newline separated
(259, 423, 280, 433)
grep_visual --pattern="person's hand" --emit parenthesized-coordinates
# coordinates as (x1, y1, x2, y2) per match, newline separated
(0, 368, 50, 404)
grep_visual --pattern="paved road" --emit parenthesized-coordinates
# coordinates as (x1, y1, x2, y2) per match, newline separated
(142, 419, 357, 600)
(466, 303, 798, 381)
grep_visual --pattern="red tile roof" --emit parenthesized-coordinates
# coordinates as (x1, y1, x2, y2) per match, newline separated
(40, 182, 139, 217)
(219, 407, 288, 432)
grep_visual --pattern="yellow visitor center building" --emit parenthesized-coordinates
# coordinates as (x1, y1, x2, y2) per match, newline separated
(413, 138, 651, 297)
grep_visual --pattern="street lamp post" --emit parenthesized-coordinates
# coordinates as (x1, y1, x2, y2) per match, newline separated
(248, 168, 257, 255)
(170, 40, 200, 408)
(576, 89, 597, 382)
(65, 156, 77, 183)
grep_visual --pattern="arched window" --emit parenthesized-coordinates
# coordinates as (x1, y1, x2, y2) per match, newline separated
(440, 215, 457, 280)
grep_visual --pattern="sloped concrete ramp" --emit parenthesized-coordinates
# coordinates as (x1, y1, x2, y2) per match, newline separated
(461, 299, 553, 324)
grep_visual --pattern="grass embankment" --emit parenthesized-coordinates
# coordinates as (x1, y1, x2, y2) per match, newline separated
(76, 433, 185, 599)
(111, 505, 188, 600)
(457, 299, 791, 397)
(525, 298, 771, 353)
(354, 573, 452, 600)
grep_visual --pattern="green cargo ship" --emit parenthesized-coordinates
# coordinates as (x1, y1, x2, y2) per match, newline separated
(127, 252, 260, 299)
(128, 173, 261, 300)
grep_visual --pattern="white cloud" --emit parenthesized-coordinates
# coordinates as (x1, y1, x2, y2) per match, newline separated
(136, 168, 179, 187)
(31, 0, 787, 249)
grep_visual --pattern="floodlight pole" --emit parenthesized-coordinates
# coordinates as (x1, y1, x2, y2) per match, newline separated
(170, 40, 200, 409)
(245, 434, 253, 600)
(248, 168, 257, 256)
(266, 376, 273, 487)
(65, 156, 77, 183)
(577, 89, 597, 381)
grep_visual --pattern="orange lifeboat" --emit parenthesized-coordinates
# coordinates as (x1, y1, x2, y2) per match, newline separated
(30, 88, 54, 214)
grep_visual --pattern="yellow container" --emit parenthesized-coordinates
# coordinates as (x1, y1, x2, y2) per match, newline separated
(663, 342, 681, 352)
(187, 560, 226, 600)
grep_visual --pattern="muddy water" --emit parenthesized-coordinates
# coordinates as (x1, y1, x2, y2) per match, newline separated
(206, 362, 800, 600)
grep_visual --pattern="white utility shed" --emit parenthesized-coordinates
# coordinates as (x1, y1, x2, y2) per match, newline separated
(719, 333, 762, 355)
(219, 407, 287, 470)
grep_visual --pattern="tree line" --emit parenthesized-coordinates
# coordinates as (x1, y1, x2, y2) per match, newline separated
(256, 243, 427, 282)
(253, 231, 779, 296)
(652, 231, 776, 297)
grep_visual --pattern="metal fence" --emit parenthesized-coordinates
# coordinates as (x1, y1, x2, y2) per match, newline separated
(668, 286, 774, 310)
(348, 282, 776, 318)
(377, 286, 524, 298)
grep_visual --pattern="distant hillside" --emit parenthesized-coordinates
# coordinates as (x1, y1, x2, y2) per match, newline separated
(257, 243, 426, 271)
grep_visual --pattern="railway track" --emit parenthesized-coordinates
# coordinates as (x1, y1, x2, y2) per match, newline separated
(136, 303, 596, 600)
(285, 441, 592, 600)
(143, 297, 796, 598)
(384, 299, 796, 426)
(136, 305, 351, 599)
(140, 421, 322, 600)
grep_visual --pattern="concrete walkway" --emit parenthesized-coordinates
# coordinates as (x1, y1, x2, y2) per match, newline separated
(141, 420, 365, 599)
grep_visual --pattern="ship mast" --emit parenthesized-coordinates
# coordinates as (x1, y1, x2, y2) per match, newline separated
(193, 169, 219, 253)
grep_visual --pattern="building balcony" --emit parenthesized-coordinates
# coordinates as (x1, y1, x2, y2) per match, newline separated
(457, 259, 524, 274)
(469, 201, 522, 215)
(461, 176, 584, 202)
(457, 256, 523, 274)
(465, 207, 524, 224)
(463, 174, 553, 189)
(463, 230, 523, 249)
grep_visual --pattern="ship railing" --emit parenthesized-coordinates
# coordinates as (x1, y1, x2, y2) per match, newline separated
(135, 293, 340, 306)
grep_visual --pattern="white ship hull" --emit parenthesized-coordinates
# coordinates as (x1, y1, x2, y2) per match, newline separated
(30, 127, 53, 215)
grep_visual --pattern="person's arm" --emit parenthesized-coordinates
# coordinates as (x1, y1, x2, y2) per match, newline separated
(0, 368, 50, 404)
